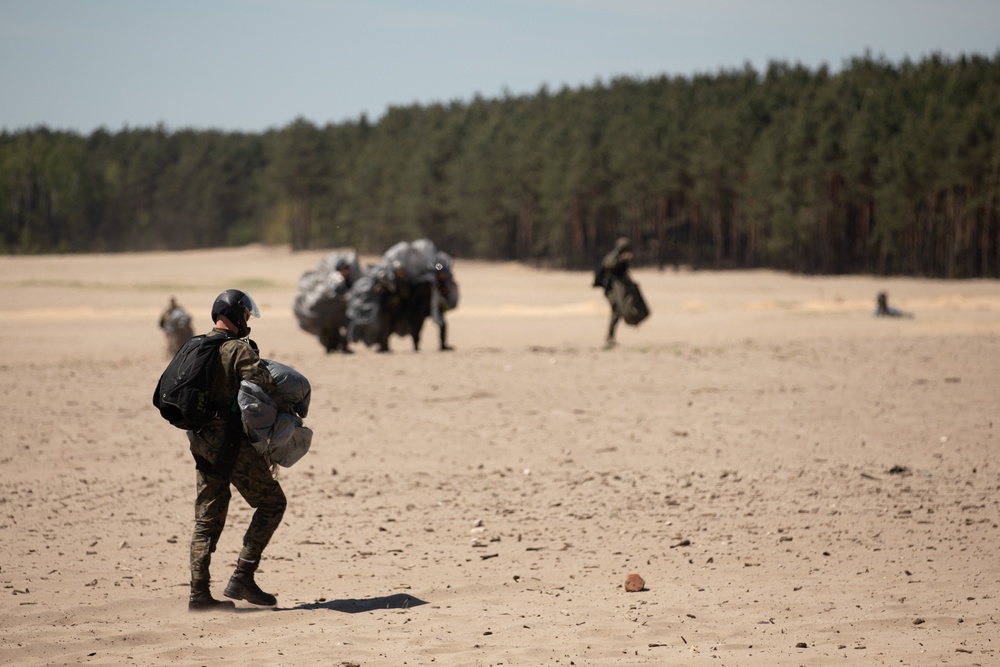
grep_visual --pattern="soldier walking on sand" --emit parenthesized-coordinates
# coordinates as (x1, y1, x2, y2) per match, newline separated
(159, 296, 194, 355)
(186, 289, 289, 611)
(598, 238, 635, 347)
(592, 237, 650, 347)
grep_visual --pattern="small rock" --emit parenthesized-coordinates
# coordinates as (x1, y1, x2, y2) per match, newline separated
(624, 573, 645, 592)
(796, 642, 808, 648)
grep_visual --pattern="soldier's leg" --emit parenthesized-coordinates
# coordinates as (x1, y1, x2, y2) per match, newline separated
(411, 315, 423, 351)
(337, 326, 353, 353)
(439, 320, 451, 351)
(224, 443, 286, 605)
(228, 443, 286, 562)
(190, 469, 232, 583)
(607, 310, 620, 344)
(376, 310, 392, 352)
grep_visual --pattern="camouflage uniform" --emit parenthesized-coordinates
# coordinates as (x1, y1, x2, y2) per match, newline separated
(601, 239, 633, 343)
(187, 328, 287, 584)
(160, 303, 194, 356)
(374, 270, 403, 352)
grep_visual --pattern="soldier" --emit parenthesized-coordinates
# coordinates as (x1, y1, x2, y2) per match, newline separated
(374, 263, 405, 353)
(159, 296, 194, 356)
(329, 259, 356, 354)
(874, 292, 913, 318)
(335, 258, 354, 290)
(186, 289, 289, 611)
(432, 262, 455, 351)
(598, 238, 635, 347)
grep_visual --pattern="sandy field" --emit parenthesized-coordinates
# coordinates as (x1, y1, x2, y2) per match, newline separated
(1, 245, 999, 666)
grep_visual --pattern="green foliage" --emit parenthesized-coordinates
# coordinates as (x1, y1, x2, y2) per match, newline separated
(2, 53, 999, 277)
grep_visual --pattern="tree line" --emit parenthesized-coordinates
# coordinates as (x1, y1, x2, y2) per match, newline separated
(2, 52, 999, 277)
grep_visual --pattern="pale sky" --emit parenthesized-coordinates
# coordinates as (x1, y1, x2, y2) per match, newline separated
(2, 0, 998, 134)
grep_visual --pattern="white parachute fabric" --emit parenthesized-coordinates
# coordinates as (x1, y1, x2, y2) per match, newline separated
(293, 248, 361, 350)
(435, 250, 460, 310)
(161, 306, 192, 334)
(265, 359, 311, 418)
(382, 240, 436, 284)
(317, 249, 363, 281)
(237, 359, 312, 468)
(411, 239, 459, 324)
(345, 271, 384, 346)
(293, 269, 348, 336)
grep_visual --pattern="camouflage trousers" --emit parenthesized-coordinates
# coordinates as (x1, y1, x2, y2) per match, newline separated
(189, 442, 286, 582)
(605, 279, 626, 339)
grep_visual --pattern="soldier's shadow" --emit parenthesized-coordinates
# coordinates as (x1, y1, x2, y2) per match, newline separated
(279, 593, 428, 613)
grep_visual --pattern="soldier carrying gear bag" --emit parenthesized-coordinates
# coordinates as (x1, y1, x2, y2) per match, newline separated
(595, 237, 649, 347)
(158, 296, 194, 356)
(172, 289, 293, 611)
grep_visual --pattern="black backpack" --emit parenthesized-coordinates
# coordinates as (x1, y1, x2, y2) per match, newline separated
(153, 334, 229, 430)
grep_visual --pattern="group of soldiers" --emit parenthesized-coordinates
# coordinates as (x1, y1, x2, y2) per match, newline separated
(160, 237, 654, 358)
(293, 239, 460, 354)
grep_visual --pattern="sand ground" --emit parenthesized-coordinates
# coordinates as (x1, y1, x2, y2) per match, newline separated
(1, 245, 998, 666)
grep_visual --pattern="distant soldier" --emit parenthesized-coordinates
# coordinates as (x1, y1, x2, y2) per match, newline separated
(334, 258, 354, 291)
(874, 292, 913, 318)
(159, 296, 194, 356)
(376, 261, 410, 353)
(293, 251, 360, 354)
(412, 238, 459, 352)
(594, 238, 649, 346)
(431, 260, 458, 351)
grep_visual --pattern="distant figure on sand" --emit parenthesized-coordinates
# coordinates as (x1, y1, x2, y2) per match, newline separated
(159, 296, 194, 355)
(874, 292, 913, 318)
(431, 258, 458, 351)
(593, 237, 649, 347)
(293, 250, 361, 354)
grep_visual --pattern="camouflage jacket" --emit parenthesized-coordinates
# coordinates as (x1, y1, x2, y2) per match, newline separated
(601, 249, 631, 285)
(187, 328, 281, 468)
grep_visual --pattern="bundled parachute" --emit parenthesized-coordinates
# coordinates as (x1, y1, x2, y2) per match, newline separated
(238, 359, 313, 468)
(412, 238, 459, 324)
(293, 249, 362, 352)
(344, 271, 386, 347)
(343, 239, 459, 351)
(382, 240, 436, 285)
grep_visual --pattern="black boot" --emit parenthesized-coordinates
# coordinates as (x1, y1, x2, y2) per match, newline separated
(188, 580, 236, 612)
(224, 558, 277, 606)
(440, 322, 453, 351)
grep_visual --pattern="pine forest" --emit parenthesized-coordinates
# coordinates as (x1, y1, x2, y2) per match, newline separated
(2, 53, 999, 277)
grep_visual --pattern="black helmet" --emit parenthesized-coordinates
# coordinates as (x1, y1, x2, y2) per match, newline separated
(211, 289, 260, 337)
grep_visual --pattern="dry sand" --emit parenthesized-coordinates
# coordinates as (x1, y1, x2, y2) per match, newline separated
(1, 245, 998, 666)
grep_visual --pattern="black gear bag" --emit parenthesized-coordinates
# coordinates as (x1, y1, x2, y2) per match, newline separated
(153, 334, 228, 429)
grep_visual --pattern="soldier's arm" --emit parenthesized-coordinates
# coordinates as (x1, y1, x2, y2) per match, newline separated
(231, 343, 296, 413)
(601, 250, 619, 271)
